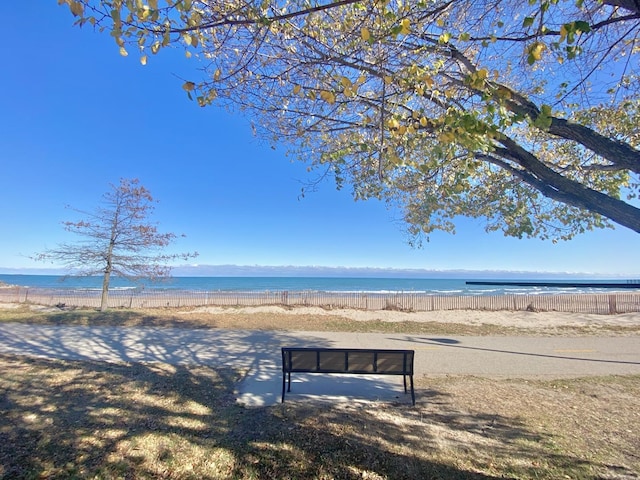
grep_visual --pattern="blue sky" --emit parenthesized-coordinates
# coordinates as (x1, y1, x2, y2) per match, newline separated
(0, 2, 638, 277)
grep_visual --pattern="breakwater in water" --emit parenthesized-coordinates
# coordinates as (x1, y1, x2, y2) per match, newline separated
(467, 281, 640, 289)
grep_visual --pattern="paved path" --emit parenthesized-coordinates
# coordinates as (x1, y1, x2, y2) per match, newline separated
(1, 323, 638, 406)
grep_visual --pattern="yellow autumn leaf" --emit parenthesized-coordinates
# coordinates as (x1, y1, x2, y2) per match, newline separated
(439, 131, 455, 142)
(182, 81, 196, 91)
(320, 90, 336, 104)
(119, 46, 128, 57)
(400, 18, 410, 35)
(529, 42, 545, 61)
(340, 76, 352, 88)
(293, 84, 301, 95)
(387, 118, 400, 129)
(559, 24, 568, 42)
(214, 69, 222, 81)
(140, 55, 147, 65)
(69, 1, 84, 16)
(361, 27, 370, 41)
(420, 117, 429, 127)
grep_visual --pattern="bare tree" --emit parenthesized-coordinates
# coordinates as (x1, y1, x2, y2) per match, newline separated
(35, 178, 197, 310)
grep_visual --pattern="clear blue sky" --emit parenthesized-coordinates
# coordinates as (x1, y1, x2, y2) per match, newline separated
(0, 2, 638, 277)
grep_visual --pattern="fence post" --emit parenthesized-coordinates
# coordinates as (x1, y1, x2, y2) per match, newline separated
(608, 295, 617, 315)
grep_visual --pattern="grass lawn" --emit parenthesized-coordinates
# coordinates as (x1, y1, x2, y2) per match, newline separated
(1, 306, 639, 479)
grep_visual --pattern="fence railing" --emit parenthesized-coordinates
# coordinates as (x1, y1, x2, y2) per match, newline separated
(1, 287, 639, 314)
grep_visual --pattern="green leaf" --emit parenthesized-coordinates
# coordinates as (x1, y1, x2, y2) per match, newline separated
(534, 104, 553, 129)
(574, 21, 591, 33)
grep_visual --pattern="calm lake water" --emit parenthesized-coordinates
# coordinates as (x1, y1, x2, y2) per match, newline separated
(1, 274, 638, 296)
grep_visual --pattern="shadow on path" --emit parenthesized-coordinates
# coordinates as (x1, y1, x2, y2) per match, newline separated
(0, 323, 412, 407)
(399, 336, 640, 365)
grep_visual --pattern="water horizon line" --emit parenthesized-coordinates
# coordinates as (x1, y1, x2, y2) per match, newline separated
(1, 265, 639, 279)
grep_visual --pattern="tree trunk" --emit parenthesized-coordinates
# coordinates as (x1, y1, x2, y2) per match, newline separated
(100, 268, 111, 312)
(100, 210, 120, 312)
(100, 230, 117, 311)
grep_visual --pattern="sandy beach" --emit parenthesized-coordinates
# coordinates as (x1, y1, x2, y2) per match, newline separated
(177, 304, 640, 329)
(3, 300, 640, 333)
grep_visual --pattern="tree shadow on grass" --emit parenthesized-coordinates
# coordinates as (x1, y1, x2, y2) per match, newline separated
(0, 353, 606, 480)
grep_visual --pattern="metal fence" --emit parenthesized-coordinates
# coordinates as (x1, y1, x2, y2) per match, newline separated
(1, 287, 639, 314)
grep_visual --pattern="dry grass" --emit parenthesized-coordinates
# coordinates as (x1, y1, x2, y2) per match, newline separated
(2, 304, 640, 336)
(1, 305, 639, 479)
(1, 354, 638, 479)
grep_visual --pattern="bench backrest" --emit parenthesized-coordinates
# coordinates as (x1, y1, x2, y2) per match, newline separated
(282, 348, 414, 375)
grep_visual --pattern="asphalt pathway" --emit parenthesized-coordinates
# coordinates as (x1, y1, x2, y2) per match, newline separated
(0, 323, 638, 407)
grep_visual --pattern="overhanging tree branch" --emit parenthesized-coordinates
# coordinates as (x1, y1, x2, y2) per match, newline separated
(495, 137, 640, 233)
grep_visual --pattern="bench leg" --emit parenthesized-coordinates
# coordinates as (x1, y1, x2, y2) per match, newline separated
(410, 375, 415, 406)
(403, 374, 408, 393)
(282, 372, 292, 403)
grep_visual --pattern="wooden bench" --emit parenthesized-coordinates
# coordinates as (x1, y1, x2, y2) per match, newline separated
(281, 347, 415, 405)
